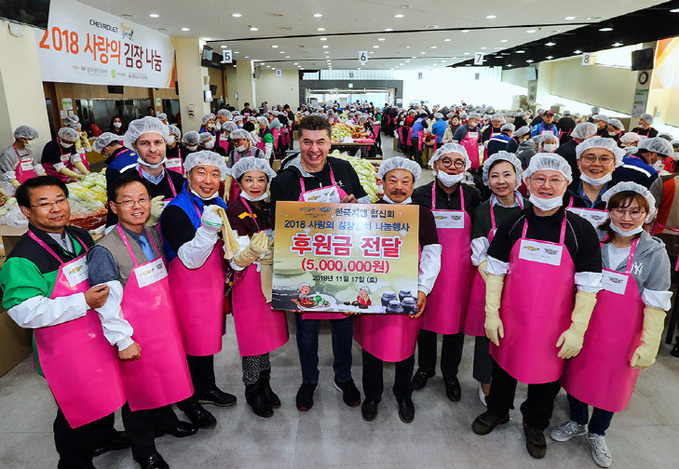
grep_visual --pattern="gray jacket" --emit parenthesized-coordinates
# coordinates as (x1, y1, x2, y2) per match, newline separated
(516, 140, 537, 168)
(602, 231, 671, 306)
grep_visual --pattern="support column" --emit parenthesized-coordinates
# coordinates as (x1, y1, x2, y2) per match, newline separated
(235, 60, 256, 111)
(0, 21, 51, 152)
(174, 37, 211, 133)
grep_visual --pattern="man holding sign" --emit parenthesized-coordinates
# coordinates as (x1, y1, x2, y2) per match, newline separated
(270, 115, 369, 412)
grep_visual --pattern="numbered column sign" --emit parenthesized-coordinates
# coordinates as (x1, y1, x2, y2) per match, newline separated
(359, 50, 368, 64)
(474, 52, 484, 65)
(275, 69, 282, 77)
(222, 50, 232, 64)
(582, 53, 592, 66)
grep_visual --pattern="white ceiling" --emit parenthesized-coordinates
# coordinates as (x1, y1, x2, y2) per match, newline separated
(80, 0, 669, 71)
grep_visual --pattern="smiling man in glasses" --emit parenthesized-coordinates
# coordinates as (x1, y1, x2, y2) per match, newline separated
(471, 154, 602, 460)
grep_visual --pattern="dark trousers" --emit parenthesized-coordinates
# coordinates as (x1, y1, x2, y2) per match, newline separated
(54, 407, 117, 469)
(121, 403, 179, 460)
(362, 349, 415, 401)
(486, 359, 557, 430)
(473, 336, 493, 384)
(568, 394, 615, 436)
(410, 137, 422, 164)
(179, 354, 216, 409)
(416, 330, 464, 379)
(295, 314, 353, 384)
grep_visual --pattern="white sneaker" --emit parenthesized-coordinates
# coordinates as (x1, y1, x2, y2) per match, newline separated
(586, 432, 612, 468)
(549, 420, 587, 442)
(477, 383, 487, 406)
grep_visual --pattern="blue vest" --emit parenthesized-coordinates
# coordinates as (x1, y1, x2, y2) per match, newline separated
(108, 148, 138, 172)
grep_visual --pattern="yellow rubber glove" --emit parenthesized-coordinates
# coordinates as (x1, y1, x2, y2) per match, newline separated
(630, 306, 666, 369)
(260, 263, 273, 303)
(478, 259, 489, 282)
(556, 290, 597, 359)
(223, 175, 233, 202)
(10, 179, 20, 189)
(234, 231, 269, 268)
(145, 195, 166, 227)
(484, 273, 505, 346)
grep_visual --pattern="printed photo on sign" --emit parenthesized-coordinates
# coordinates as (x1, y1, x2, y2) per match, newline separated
(272, 202, 419, 314)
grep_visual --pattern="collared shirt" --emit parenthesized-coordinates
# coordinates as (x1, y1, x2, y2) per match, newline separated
(47, 231, 74, 253)
(577, 181, 608, 209)
(140, 166, 166, 185)
(490, 192, 522, 209)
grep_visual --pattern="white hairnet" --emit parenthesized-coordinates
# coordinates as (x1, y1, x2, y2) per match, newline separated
(222, 121, 238, 133)
(571, 122, 598, 140)
(638, 137, 673, 156)
(658, 132, 674, 141)
(592, 114, 609, 123)
(492, 114, 505, 122)
(482, 151, 523, 187)
(123, 116, 170, 150)
(620, 132, 641, 145)
(523, 153, 573, 184)
(434, 113, 444, 119)
(201, 113, 215, 125)
(157, 113, 167, 121)
(93, 132, 121, 153)
(671, 139, 679, 150)
(63, 115, 79, 127)
(230, 129, 251, 141)
(601, 181, 656, 221)
(575, 137, 625, 167)
(534, 133, 559, 147)
(446, 113, 455, 119)
(468, 112, 481, 120)
(428, 143, 471, 170)
(58, 127, 79, 141)
(640, 113, 654, 125)
(198, 132, 214, 145)
(501, 123, 515, 132)
(232, 111, 240, 116)
(168, 125, 181, 139)
(377, 156, 421, 182)
(182, 131, 200, 146)
(607, 118, 624, 131)
(563, 110, 572, 116)
(234, 115, 244, 122)
(183, 150, 229, 181)
(13, 125, 38, 139)
(459, 112, 468, 119)
(218, 110, 232, 120)
(257, 116, 269, 127)
(514, 126, 531, 137)
(231, 157, 277, 181)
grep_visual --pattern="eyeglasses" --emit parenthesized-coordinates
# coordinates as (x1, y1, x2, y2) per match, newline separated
(610, 208, 646, 220)
(113, 198, 151, 208)
(530, 176, 565, 186)
(581, 155, 615, 164)
(439, 157, 466, 169)
(31, 198, 69, 210)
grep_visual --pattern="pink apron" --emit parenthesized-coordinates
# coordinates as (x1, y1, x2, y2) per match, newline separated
(29, 232, 125, 428)
(561, 239, 643, 412)
(354, 247, 422, 362)
(272, 129, 280, 150)
(116, 226, 193, 411)
(76, 147, 91, 172)
(421, 184, 473, 334)
(44, 141, 77, 183)
(566, 197, 609, 230)
(461, 129, 480, 169)
(231, 200, 289, 356)
(464, 196, 524, 336)
(218, 132, 230, 153)
(166, 147, 184, 174)
(169, 200, 227, 356)
(490, 216, 575, 384)
(13, 144, 36, 183)
(298, 166, 348, 320)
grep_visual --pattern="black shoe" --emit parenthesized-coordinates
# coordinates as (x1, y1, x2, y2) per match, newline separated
(196, 387, 237, 407)
(333, 378, 361, 407)
(472, 410, 510, 435)
(245, 381, 274, 418)
(296, 382, 318, 411)
(411, 368, 435, 390)
(444, 376, 461, 402)
(134, 452, 169, 469)
(361, 398, 379, 421)
(397, 398, 415, 423)
(178, 400, 217, 429)
(523, 421, 547, 459)
(92, 430, 131, 457)
(671, 343, 679, 358)
(156, 420, 198, 438)
(260, 369, 281, 409)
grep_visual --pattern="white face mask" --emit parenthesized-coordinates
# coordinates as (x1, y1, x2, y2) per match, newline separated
(469, 122, 477, 128)
(236, 145, 248, 153)
(186, 145, 198, 151)
(608, 131, 618, 136)
(60, 141, 74, 148)
(137, 156, 168, 169)
(543, 144, 558, 153)
(204, 140, 215, 149)
(529, 193, 563, 211)
(610, 221, 644, 237)
(215, 122, 222, 131)
(167, 136, 175, 144)
(436, 170, 465, 187)
(673, 151, 679, 161)
(579, 172, 613, 187)
(190, 188, 219, 201)
(23, 141, 31, 147)
(113, 122, 122, 129)
(653, 160, 665, 171)
(241, 191, 268, 202)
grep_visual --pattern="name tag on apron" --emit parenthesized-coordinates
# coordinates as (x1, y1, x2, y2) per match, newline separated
(20, 161, 34, 171)
(64, 256, 89, 287)
(302, 186, 340, 203)
(166, 158, 183, 169)
(518, 239, 563, 266)
(567, 207, 609, 229)
(134, 257, 168, 288)
(60, 154, 70, 163)
(432, 210, 465, 229)
(601, 269, 628, 295)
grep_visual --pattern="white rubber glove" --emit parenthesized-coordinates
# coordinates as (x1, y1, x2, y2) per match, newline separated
(630, 306, 665, 369)
(233, 232, 269, 268)
(484, 273, 505, 346)
(201, 204, 223, 234)
(556, 290, 597, 359)
(146, 195, 166, 227)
